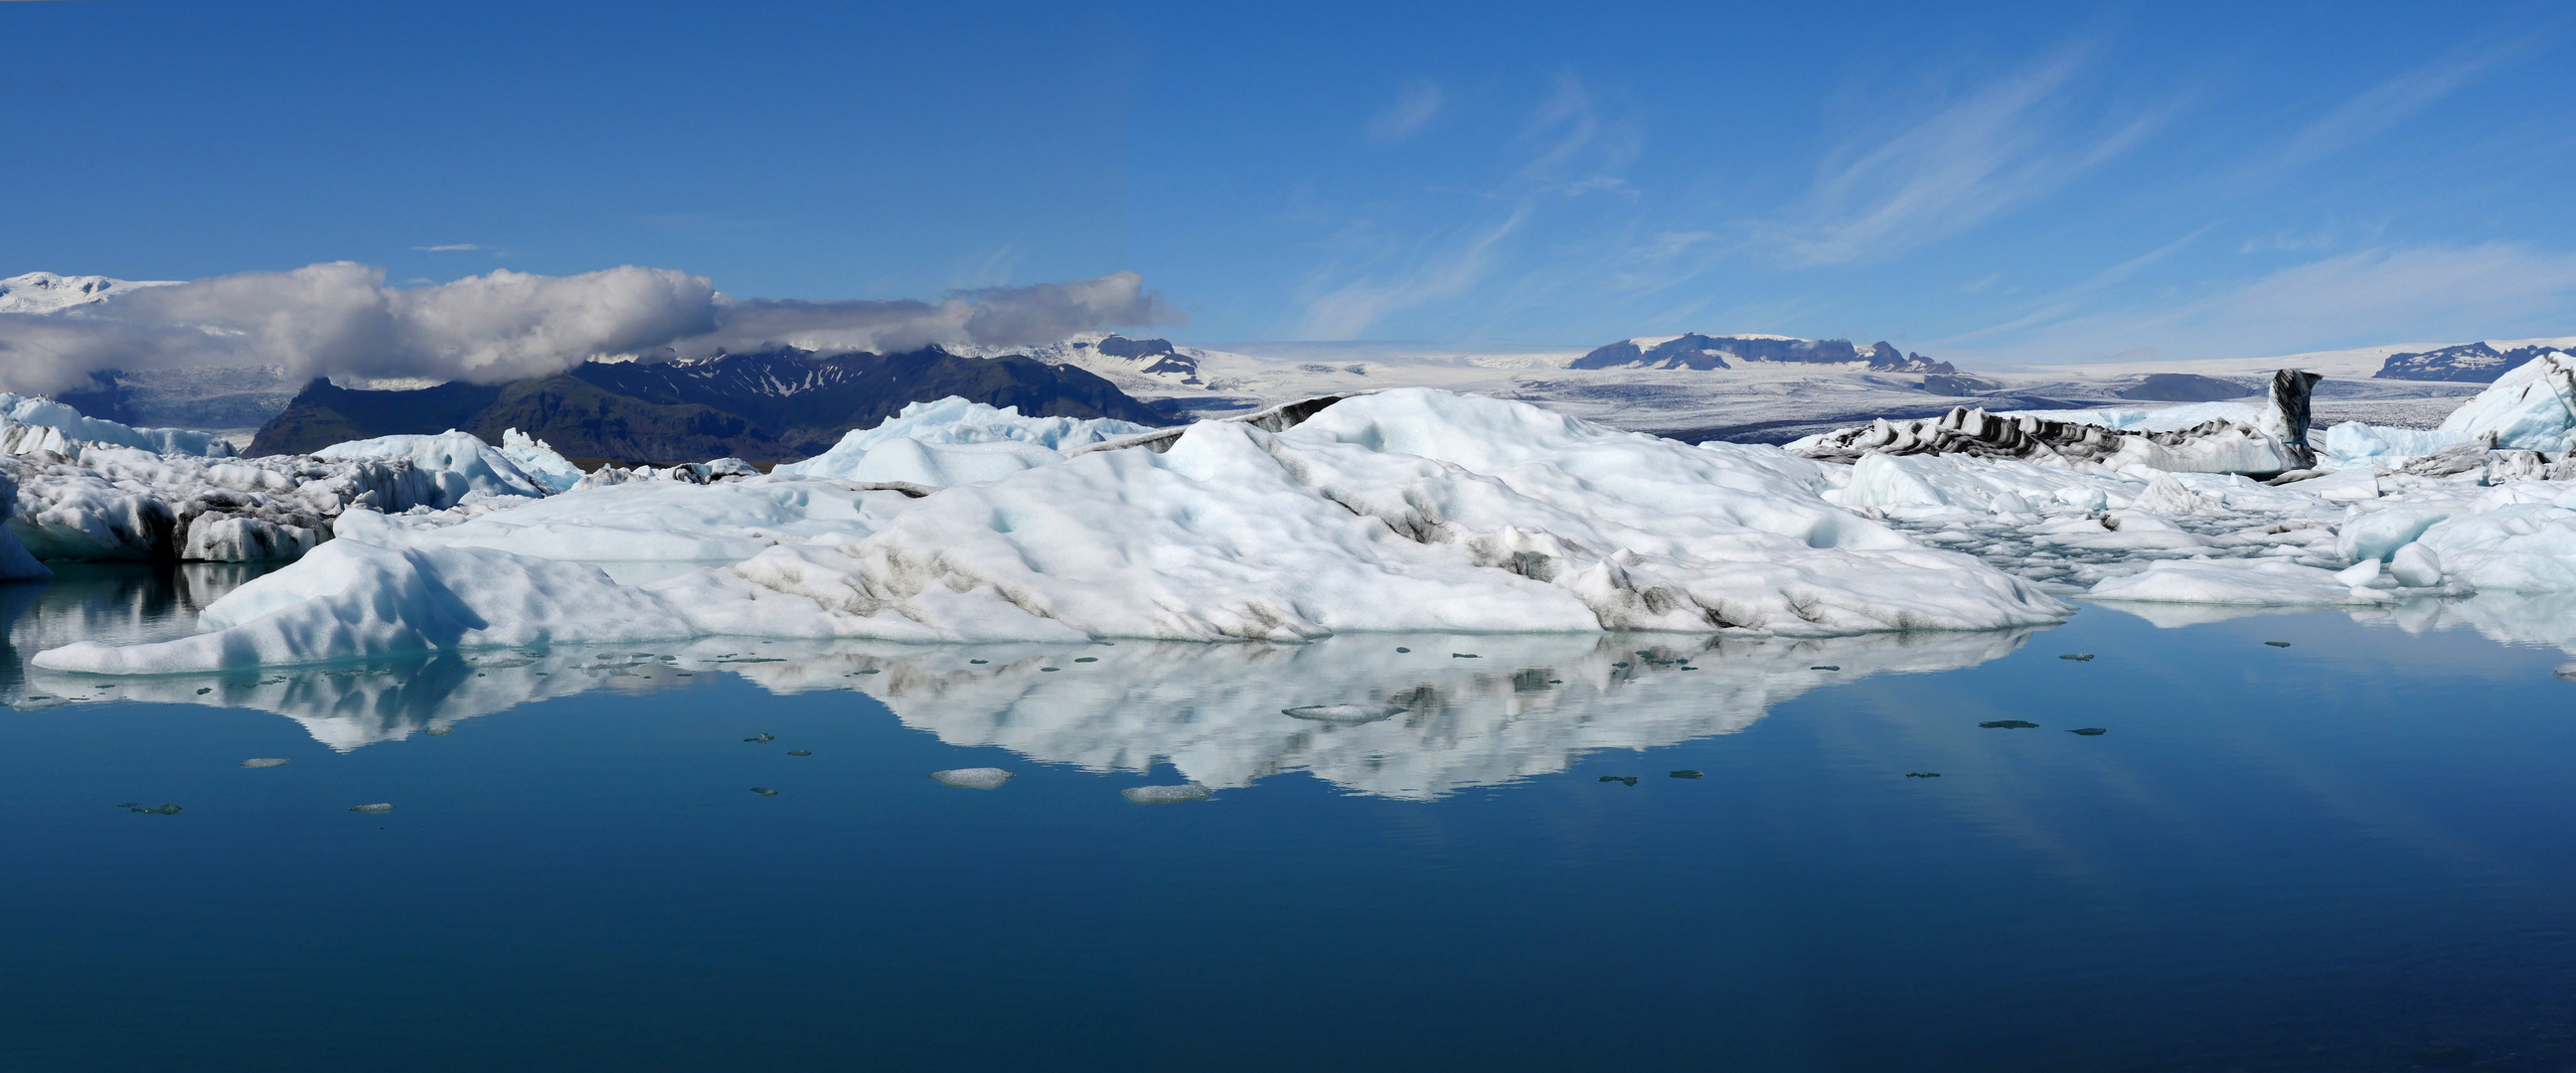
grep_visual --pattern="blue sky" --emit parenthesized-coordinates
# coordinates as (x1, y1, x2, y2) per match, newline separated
(5, 0, 2574, 366)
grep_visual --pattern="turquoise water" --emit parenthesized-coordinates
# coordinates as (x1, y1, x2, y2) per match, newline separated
(4, 565, 2574, 1071)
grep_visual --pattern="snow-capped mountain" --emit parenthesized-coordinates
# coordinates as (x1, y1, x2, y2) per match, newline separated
(1571, 334, 1955, 374)
(2375, 338, 2576, 382)
(0, 271, 179, 315)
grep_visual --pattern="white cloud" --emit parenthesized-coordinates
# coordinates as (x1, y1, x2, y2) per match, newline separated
(1365, 79, 1444, 144)
(0, 263, 1179, 394)
(411, 243, 484, 251)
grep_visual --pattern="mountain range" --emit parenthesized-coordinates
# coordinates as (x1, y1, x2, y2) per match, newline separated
(1571, 334, 1955, 374)
(2375, 340, 2576, 382)
(247, 346, 1170, 461)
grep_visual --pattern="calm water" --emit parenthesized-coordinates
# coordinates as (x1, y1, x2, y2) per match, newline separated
(4, 565, 2575, 1072)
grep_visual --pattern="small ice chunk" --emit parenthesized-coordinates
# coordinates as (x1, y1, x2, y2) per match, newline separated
(1979, 720, 2039, 729)
(2389, 542, 2444, 588)
(930, 767, 1015, 789)
(350, 803, 395, 814)
(931, 767, 1016, 789)
(2554, 663, 2576, 682)
(1991, 492, 2032, 515)
(425, 725, 453, 736)
(1120, 783, 1211, 804)
(2334, 560, 2381, 587)
(240, 758, 290, 768)
(1284, 703, 1406, 724)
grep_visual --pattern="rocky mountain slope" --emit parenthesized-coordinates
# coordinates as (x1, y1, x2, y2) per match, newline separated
(2375, 339, 2576, 382)
(247, 346, 1169, 461)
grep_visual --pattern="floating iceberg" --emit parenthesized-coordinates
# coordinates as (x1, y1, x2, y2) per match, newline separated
(34, 389, 2074, 672)
(2437, 351, 2576, 451)
(498, 430, 585, 495)
(0, 471, 51, 580)
(315, 430, 550, 504)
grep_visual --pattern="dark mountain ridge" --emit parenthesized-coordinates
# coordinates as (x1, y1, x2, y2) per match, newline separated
(1572, 334, 1954, 374)
(248, 346, 1170, 461)
(2375, 341, 2572, 382)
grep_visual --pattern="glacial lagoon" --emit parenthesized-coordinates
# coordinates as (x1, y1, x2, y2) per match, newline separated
(4, 564, 2575, 1071)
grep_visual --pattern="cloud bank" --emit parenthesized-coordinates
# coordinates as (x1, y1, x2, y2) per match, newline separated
(0, 262, 1178, 393)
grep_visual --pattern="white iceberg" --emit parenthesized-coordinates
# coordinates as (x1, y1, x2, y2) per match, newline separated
(33, 389, 2074, 673)
(2088, 558, 2404, 605)
(333, 475, 914, 572)
(774, 397, 1156, 487)
(2436, 351, 2576, 451)
(498, 429, 586, 495)
(314, 430, 550, 505)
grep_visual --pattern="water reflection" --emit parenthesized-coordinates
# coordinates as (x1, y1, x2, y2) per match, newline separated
(0, 562, 277, 694)
(15, 596, 2038, 796)
(2096, 590, 2576, 657)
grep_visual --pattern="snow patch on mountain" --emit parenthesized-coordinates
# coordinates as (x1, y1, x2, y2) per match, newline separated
(0, 272, 182, 315)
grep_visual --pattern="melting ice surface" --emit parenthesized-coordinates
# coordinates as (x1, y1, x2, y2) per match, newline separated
(7, 564, 2576, 1071)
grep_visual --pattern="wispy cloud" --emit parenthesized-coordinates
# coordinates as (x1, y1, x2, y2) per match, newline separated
(411, 243, 484, 252)
(1297, 209, 1530, 339)
(1762, 39, 2175, 267)
(1365, 79, 1444, 144)
(1978, 242, 2576, 363)
(2253, 30, 2545, 180)
(1515, 74, 1640, 195)
(1296, 75, 1638, 338)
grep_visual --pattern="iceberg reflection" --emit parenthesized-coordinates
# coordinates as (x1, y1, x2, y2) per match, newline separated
(19, 626, 2037, 797)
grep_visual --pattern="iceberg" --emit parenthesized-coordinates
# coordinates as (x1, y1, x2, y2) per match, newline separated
(314, 430, 550, 504)
(2437, 351, 2576, 451)
(32, 541, 692, 674)
(2089, 558, 2406, 605)
(333, 475, 914, 571)
(34, 389, 2074, 672)
(498, 430, 585, 495)
(775, 397, 1156, 485)
(0, 471, 51, 580)
(4, 444, 446, 561)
